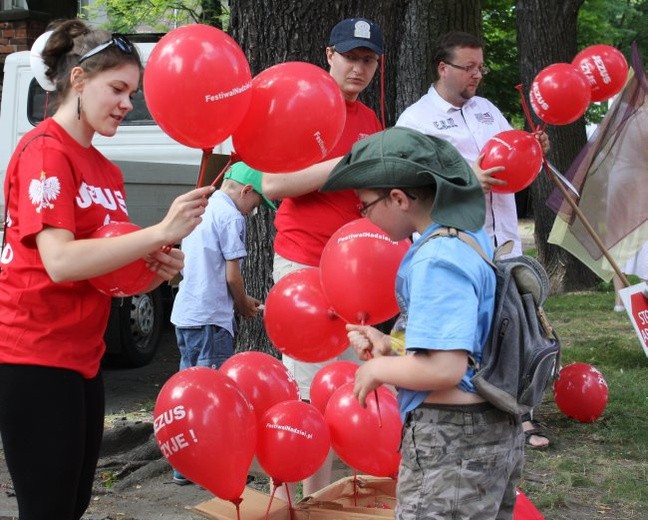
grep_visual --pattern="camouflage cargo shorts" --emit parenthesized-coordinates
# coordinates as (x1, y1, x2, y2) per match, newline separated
(396, 402, 524, 520)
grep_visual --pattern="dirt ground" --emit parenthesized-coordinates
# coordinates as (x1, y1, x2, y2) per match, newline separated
(0, 324, 237, 520)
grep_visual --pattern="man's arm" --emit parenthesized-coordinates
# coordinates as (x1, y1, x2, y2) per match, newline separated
(261, 157, 343, 200)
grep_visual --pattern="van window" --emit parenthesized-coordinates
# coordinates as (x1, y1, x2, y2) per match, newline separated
(27, 79, 156, 127)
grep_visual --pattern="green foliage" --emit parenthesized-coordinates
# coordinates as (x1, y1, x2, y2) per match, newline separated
(82, 0, 229, 33)
(526, 288, 648, 518)
(480, 0, 647, 127)
(482, 0, 522, 125)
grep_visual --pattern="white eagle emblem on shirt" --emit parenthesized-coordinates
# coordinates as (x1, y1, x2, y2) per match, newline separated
(29, 171, 61, 213)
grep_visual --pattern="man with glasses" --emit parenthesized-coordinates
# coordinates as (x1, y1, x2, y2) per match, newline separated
(396, 31, 551, 449)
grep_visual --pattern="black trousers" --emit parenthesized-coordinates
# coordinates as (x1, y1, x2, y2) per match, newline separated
(0, 364, 104, 520)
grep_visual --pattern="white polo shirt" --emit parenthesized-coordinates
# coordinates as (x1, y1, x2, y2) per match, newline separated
(396, 85, 522, 256)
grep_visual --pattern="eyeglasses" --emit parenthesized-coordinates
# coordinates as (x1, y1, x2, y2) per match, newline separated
(335, 51, 379, 66)
(444, 61, 490, 76)
(78, 34, 134, 64)
(357, 190, 417, 216)
(357, 193, 389, 216)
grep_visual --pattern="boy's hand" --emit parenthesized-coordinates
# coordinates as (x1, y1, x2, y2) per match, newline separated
(236, 295, 261, 318)
(346, 324, 391, 360)
(353, 360, 382, 407)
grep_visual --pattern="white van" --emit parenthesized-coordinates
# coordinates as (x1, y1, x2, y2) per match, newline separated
(0, 41, 232, 366)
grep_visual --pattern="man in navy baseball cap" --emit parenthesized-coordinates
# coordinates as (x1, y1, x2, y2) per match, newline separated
(328, 17, 384, 55)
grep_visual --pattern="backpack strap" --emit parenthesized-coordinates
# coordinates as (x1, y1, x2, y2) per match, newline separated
(417, 226, 496, 270)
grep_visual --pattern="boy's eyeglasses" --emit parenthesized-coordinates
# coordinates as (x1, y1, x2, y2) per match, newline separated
(78, 34, 134, 64)
(357, 193, 390, 216)
(357, 190, 417, 216)
(444, 61, 490, 76)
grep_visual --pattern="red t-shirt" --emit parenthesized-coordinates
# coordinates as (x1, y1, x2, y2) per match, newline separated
(0, 118, 130, 378)
(273, 99, 382, 266)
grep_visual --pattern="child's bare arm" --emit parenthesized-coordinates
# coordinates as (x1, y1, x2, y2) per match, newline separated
(353, 349, 469, 407)
(225, 260, 260, 318)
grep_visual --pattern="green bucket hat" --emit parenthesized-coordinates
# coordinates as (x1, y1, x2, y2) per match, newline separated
(320, 127, 485, 231)
(224, 162, 276, 210)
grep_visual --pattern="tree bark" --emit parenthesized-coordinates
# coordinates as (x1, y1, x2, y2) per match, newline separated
(229, 0, 402, 355)
(516, 0, 597, 293)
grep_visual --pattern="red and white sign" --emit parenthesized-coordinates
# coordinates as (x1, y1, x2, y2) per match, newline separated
(619, 282, 648, 359)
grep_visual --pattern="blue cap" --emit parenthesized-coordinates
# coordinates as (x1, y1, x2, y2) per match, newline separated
(328, 18, 383, 55)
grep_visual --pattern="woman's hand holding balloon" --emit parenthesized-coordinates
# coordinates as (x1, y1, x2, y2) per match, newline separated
(155, 186, 214, 245)
(146, 247, 184, 281)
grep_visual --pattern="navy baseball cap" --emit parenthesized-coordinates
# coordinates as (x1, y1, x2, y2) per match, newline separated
(328, 18, 384, 55)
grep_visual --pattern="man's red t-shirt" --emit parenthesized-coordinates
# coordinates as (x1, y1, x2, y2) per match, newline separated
(273, 99, 382, 266)
(0, 118, 130, 378)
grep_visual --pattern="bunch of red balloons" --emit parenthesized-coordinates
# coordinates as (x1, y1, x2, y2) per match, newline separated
(143, 24, 346, 173)
(88, 221, 155, 297)
(154, 352, 328, 502)
(553, 362, 609, 423)
(263, 218, 410, 361)
(529, 44, 628, 126)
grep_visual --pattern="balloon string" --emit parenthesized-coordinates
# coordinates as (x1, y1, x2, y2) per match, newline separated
(229, 498, 243, 520)
(361, 316, 382, 428)
(379, 55, 386, 129)
(515, 84, 540, 132)
(43, 92, 50, 120)
(209, 151, 241, 189)
(265, 485, 277, 520)
(285, 482, 295, 520)
(353, 470, 359, 506)
(195, 147, 214, 188)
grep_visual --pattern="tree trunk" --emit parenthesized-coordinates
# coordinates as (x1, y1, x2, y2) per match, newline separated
(394, 0, 482, 118)
(228, 0, 401, 355)
(516, 0, 597, 293)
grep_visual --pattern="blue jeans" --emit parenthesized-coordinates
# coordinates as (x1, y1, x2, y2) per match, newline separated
(175, 325, 234, 370)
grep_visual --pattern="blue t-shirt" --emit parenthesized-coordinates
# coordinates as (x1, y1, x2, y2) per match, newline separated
(170, 191, 247, 335)
(396, 223, 496, 418)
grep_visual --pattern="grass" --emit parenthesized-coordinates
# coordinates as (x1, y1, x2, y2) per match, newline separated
(522, 284, 648, 519)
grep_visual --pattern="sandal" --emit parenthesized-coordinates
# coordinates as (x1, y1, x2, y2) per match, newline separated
(524, 421, 550, 449)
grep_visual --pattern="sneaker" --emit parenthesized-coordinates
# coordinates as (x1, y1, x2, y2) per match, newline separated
(613, 304, 625, 313)
(172, 470, 191, 486)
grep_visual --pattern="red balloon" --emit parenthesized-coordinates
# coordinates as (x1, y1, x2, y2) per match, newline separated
(153, 367, 256, 502)
(529, 63, 591, 125)
(310, 361, 359, 415)
(256, 400, 330, 484)
(264, 267, 349, 362)
(144, 24, 252, 149)
(514, 488, 544, 519)
(220, 351, 300, 424)
(324, 383, 401, 477)
(480, 130, 544, 194)
(320, 218, 410, 325)
(572, 44, 629, 102)
(232, 61, 346, 172)
(88, 221, 155, 297)
(553, 362, 608, 423)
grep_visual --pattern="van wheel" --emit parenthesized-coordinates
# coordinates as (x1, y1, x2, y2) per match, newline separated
(106, 289, 163, 367)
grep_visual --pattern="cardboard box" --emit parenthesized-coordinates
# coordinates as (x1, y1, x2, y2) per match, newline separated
(194, 475, 395, 520)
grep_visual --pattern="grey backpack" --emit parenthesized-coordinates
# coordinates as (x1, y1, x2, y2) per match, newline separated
(424, 228, 561, 416)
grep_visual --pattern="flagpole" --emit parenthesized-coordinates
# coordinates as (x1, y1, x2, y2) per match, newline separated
(542, 160, 630, 286)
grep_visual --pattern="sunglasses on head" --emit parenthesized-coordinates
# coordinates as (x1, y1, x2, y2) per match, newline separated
(78, 34, 134, 64)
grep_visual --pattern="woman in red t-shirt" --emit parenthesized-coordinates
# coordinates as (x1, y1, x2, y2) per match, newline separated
(0, 20, 213, 520)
